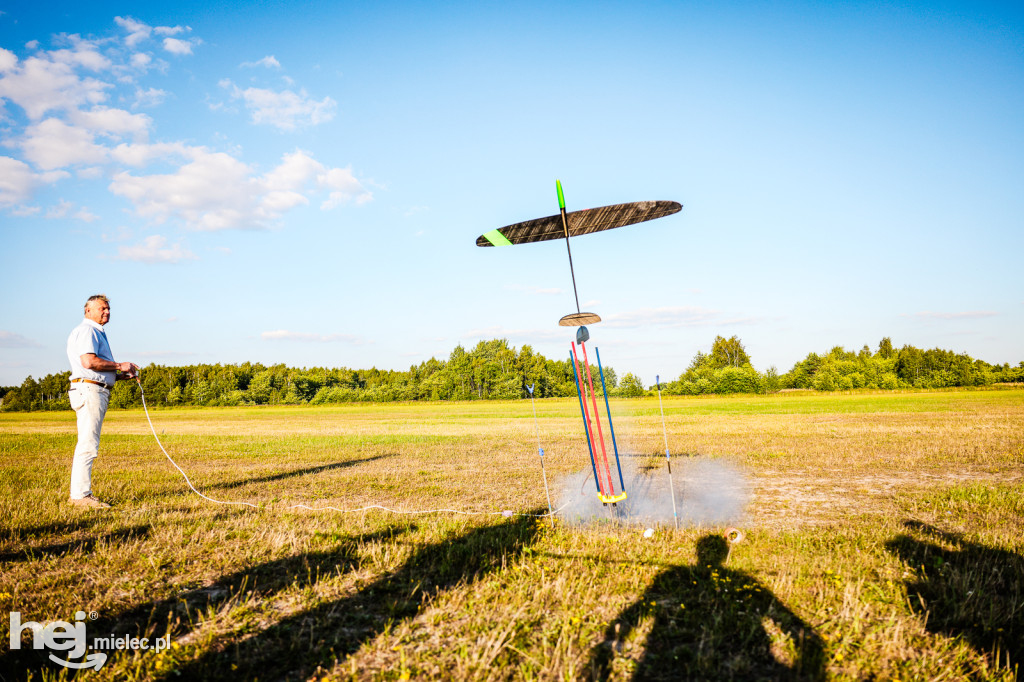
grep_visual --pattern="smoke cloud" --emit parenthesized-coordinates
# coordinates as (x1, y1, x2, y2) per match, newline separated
(555, 454, 749, 527)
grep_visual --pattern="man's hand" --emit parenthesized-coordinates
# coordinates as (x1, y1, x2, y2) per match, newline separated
(80, 354, 139, 378)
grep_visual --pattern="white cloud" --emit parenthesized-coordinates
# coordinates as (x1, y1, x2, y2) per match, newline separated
(0, 330, 42, 348)
(132, 86, 166, 108)
(18, 108, 148, 172)
(261, 148, 323, 192)
(21, 118, 108, 170)
(1, 24, 367, 228)
(602, 306, 760, 329)
(0, 156, 68, 207)
(110, 149, 256, 230)
(47, 199, 99, 222)
(45, 199, 74, 218)
(115, 235, 196, 263)
(904, 311, 999, 320)
(462, 325, 567, 342)
(109, 147, 371, 229)
(319, 166, 371, 207)
(101, 225, 133, 242)
(154, 25, 189, 37)
(261, 149, 371, 209)
(0, 48, 17, 72)
(221, 79, 336, 131)
(110, 140, 191, 166)
(504, 283, 564, 296)
(74, 206, 99, 222)
(0, 53, 111, 119)
(241, 56, 281, 69)
(162, 38, 196, 56)
(261, 330, 366, 344)
(131, 350, 199, 359)
(48, 35, 110, 71)
(115, 16, 152, 48)
(68, 105, 151, 138)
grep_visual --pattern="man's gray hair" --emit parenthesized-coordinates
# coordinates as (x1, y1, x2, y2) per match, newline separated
(84, 294, 109, 312)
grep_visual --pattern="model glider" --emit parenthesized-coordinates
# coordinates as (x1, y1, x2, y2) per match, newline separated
(477, 181, 682, 509)
(476, 181, 681, 326)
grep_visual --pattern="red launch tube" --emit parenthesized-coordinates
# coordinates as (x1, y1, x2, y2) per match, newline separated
(571, 342, 606, 495)
(580, 341, 616, 496)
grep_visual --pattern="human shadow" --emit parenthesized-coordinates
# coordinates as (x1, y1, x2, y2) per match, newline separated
(0, 524, 409, 680)
(207, 453, 398, 491)
(0, 518, 98, 544)
(885, 520, 1022, 670)
(0, 518, 96, 543)
(0, 524, 150, 563)
(162, 514, 541, 681)
(588, 534, 825, 681)
(0, 523, 153, 678)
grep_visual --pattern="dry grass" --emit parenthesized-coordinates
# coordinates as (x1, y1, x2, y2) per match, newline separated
(1, 388, 1022, 680)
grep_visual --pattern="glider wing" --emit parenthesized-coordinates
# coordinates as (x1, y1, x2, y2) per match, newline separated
(477, 200, 682, 247)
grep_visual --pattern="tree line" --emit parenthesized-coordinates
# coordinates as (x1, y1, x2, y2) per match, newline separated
(0, 339, 632, 411)
(668, 335, 1023, 395)
(1, 336, 1021, 412)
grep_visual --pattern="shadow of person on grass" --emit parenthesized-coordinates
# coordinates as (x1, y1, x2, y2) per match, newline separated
(0, 523, 154, 678)
(588, 534, 825, 681)
(161, 513, 541, 681)
(0, 524, 410, 680)
(0, 523, 150, 563)
(885, 520, 1022, 671)
(208, 453, 398, 491)
(0, 518, 96, 544)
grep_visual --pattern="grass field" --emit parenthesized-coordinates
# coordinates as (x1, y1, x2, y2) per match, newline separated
(1, 388, 1022, 680)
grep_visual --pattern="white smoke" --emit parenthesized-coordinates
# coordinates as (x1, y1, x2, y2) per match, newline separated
(551, 402, 750, 528)
(555, 454, 749, 527)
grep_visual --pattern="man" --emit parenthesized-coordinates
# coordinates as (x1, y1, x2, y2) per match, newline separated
(66, 295, 138, 509)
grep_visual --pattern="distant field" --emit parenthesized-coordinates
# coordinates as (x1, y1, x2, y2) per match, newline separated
(1, 388, 1022, 680)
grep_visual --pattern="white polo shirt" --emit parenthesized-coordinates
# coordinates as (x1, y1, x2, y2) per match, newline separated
(67, 318, 116, 387)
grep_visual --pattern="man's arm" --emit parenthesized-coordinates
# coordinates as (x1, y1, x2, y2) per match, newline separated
(80, 354, 138, 379)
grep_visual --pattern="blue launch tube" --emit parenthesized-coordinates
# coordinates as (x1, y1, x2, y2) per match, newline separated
(571, 351, 601, 493)
(595, 346, 625, 493)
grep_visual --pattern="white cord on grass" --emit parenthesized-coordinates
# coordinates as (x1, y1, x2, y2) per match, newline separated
(137, 379, 567, 519)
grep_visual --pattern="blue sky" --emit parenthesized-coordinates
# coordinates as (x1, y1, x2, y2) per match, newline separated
(1, 1, 1022, 387)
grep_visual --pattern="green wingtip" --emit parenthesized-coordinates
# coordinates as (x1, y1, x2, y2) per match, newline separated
(556, 180, 565, 209)
(482, 228, 513, 246)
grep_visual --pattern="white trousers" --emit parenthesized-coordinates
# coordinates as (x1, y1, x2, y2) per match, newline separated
(69, 383, 110, 499)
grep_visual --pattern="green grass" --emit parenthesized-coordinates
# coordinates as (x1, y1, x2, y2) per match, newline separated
(1, 388, 1022, 680)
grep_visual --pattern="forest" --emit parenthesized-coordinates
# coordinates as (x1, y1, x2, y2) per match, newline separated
(2, 336, 1022, 412)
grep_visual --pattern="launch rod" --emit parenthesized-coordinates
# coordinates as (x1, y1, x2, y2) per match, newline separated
(596, 347, 625, 494)
(579, 341, 616, 496)
(556, 180, 582, 314)
(527, 383, 553, 516)
(570, 349, 603, 495)
(655, 375, 679, 529)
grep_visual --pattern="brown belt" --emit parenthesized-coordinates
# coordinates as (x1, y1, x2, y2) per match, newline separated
(71, 378, 112, 390)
